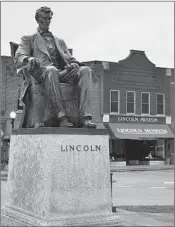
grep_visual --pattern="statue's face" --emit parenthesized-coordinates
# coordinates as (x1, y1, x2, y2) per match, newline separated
(37, 12, 52, 31)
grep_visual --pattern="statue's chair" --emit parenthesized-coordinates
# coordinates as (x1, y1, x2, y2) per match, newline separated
(10, 42, 80, 128)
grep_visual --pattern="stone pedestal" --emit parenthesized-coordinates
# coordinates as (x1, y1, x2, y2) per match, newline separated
(2, 128, 120, 226)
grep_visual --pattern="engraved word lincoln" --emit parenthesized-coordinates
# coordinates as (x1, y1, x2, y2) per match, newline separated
(60, 145, 101, 152)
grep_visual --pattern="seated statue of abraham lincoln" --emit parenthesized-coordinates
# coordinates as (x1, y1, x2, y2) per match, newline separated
(14, 6, 96, 129)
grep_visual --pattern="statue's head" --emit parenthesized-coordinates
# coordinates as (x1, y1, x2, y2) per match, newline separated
(35, 6, 53, 31)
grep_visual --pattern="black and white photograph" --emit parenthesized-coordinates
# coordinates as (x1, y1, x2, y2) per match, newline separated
(1, 1, 174, 226)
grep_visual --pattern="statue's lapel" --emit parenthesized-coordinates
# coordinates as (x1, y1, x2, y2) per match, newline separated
(54, 38, 62, 53)
(36, 31, 51, 60)
(54, 38, 68, 64)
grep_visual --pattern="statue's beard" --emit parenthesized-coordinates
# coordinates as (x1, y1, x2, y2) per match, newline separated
(43, 25, 49, 31)
(40, 24, 50, 31)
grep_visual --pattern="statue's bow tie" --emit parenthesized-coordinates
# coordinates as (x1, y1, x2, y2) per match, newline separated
(41, 31, 53, 38)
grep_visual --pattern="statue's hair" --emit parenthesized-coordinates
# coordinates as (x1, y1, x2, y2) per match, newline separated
(35, 6, 53, 21)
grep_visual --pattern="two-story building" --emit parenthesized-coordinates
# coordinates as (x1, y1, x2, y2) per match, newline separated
(1, 45, 174, 165)
(87, 50, 174, 165)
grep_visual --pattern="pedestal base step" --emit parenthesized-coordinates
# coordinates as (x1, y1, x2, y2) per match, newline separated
(1, 206, 123, 226)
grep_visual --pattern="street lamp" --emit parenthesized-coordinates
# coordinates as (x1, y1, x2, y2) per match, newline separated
(10, 111, 16, 129)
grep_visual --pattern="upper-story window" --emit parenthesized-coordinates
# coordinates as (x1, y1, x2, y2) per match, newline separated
(126, 91, 135, 114)
(141, 92, 150, 115)
(156, 93, 165, 115)
(110, 90, 119, 114)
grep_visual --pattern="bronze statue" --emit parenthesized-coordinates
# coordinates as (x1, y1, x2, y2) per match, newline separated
(14, 6, 96, 128)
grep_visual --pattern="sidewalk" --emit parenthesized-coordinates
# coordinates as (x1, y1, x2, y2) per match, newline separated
(115, 208, 174, 226)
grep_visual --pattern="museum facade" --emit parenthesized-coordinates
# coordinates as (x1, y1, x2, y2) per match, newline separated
(85, 50, 174, 165)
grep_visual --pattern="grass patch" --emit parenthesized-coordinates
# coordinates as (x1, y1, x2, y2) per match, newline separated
(114, 205, 174, 213)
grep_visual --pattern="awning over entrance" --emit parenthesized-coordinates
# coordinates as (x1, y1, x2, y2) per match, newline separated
(108, 123, 174, 140)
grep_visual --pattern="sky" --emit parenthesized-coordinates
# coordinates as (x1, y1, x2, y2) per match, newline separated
(1, 1, 174, 68)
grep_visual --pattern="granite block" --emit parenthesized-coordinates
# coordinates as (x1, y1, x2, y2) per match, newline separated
(2, 129, 120, 226)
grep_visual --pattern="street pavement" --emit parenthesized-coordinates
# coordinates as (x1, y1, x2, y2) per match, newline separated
(112, 170, 174, 226)
(112, 170, 174, 206)
(1, 170, 174, 226)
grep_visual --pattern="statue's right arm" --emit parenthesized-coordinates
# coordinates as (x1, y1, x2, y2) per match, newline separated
(14, 36, 32, 70)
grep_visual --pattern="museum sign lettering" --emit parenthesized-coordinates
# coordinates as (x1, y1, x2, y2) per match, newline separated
(117, 128, 168, 134)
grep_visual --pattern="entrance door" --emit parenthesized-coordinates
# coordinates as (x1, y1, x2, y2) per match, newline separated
(125, 140, 150, 164)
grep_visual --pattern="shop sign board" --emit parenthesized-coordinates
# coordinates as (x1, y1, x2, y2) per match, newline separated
(110, 115, 166, 124)
(116, 128, 168, 135)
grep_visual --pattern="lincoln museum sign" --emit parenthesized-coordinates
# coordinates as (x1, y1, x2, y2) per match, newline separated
(110, 115, 166, 124)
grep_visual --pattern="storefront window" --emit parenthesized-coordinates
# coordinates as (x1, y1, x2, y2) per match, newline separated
(110, 139, 125, 161)
(147, 140, 165, 160)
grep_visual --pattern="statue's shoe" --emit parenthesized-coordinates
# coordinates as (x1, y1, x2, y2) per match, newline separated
(59, 118, 73, 127)
(34, 122, 45, 128)
(83, 120, 96, 128)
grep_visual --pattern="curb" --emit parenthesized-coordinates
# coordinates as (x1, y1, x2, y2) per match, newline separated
(111, 168, 174, 172)
(110, 165, 174, 172)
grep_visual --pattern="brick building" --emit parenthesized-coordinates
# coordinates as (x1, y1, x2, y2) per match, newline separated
(1, 47, 174, 165)
(1, 55, 23, 162)
(92, 50, 174, 165)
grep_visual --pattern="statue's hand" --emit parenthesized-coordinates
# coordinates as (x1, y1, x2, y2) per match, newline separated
(27, 57, 40, 71)
(70, 62, 79, 70)
(65, 63, 79, 71)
